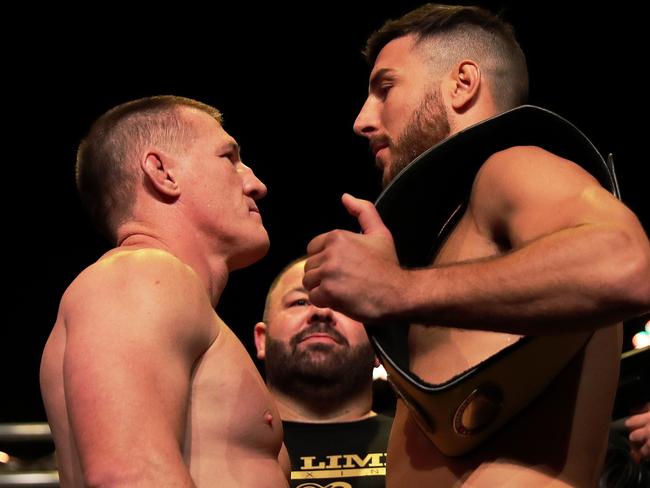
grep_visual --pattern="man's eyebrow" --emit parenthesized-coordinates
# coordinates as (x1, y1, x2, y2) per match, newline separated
(369, 68, 395, 92)
(282, 286, 308, 298)
(219, 140, 240, 156)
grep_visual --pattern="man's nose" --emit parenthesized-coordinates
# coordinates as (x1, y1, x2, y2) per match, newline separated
(353, 97, 379, 138)
(307, 305, 335, 324)
(240, 164, 268, 200)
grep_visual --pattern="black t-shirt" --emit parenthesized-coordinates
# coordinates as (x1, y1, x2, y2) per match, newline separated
(282, 414, 393, 488)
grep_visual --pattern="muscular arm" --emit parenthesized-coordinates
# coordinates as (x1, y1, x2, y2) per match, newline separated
(304, 147, 650, 334)
(61, 250, 215, 487)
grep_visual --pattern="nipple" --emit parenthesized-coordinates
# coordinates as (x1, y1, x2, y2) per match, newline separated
(263, 410, 274, 426)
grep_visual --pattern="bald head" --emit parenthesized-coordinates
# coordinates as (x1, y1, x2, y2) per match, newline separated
(262, 256, 307, 323)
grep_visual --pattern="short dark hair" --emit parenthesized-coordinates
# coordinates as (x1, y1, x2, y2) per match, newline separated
(76, 95, 222, 242)
(364, 3, 528, 110)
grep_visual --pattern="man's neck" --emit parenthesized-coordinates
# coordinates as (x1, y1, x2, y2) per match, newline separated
(270, 386, 375, 423)
(117, 227, 229, 306)
(449, 101, 501, 136)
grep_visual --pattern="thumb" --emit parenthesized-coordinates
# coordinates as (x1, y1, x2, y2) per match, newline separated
(342, 193, 391, 237)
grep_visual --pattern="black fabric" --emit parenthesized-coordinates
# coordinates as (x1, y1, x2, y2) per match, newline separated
(282, 414, 393, 488)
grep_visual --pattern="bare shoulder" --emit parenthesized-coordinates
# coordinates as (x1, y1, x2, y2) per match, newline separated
(61, 248, 217, 347)
(64, 248, 208, 309)
(470, 145, 627, 246)
(472, 145, 601, 207)
(47, 249, 221, 485)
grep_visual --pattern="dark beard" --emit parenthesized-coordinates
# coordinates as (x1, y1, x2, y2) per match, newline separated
(264, 331, 376, 403)
(385, 87, 451, 186)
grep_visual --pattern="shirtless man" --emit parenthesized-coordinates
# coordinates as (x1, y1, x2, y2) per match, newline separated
(303, 4, 650, 487)
(40, 96, 289, 487)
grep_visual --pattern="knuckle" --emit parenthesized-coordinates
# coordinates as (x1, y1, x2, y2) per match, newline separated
(325, 232, 339, 245)
(328, 230, 348, 244)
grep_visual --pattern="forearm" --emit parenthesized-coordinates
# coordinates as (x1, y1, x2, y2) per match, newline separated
(397, 223, 650, 334)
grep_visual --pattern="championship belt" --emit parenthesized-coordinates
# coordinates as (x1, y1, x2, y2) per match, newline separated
(369, 105, 621, 456)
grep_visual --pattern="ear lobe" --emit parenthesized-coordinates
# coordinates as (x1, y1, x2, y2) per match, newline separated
(449, 60, 481, 111)
(142, 152, 181, 198)
(254, 322, 268, 360)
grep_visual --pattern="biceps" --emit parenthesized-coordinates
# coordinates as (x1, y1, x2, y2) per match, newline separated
(63, 332, 192, 461)
(471, 147, 627, 246)
(507, 185, 641, 247)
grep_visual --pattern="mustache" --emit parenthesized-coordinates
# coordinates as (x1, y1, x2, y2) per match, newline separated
(369, 135, 392, 149)
(290, 323, 349, 348)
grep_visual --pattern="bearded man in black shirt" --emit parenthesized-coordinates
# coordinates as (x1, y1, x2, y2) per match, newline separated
(255, 257, 393, 488)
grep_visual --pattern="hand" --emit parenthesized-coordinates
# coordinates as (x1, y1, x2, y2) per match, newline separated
(625, 403, 650, 462)
(303, 193, 406, 323)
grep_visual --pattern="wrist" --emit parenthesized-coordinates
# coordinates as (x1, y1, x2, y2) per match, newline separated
(379, 266, 416, 323)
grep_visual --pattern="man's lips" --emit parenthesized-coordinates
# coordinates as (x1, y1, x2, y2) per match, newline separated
(300, 333, 339, 344)
(291, 324, 349, 347)
(371, 142, 389, 156)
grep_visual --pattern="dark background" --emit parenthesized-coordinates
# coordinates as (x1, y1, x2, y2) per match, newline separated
(3, 2, 647, 422)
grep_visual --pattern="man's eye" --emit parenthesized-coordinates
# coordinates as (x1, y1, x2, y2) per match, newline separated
(379, 84, 392, 99)
(219, 152, 238, 163)
(289, 299, 309, 307)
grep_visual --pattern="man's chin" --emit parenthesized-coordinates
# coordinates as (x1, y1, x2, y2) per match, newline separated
(382, 171, 392, 188)
(229, 233, 270, 270)
(380, 157, 401, 188)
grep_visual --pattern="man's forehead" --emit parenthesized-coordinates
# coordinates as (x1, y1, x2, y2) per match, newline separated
(182, 107, 239, 149)
(370, 34, 421, 78)
(181, 106, 225, 132)
(210, 125, 240, 153)
(267, 260, 307, 322)
(269, 260, 305, 304)
(275, 261, 307, 295)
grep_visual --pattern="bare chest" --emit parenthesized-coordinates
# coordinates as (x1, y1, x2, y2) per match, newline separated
(184, 324, 283, 464)
(408, 211, 521, 384)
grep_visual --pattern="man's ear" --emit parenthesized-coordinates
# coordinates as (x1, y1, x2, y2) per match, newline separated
(254, 322, 268, 360)
(445, 60, 481, 112)
(141, 152, 181, 198)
